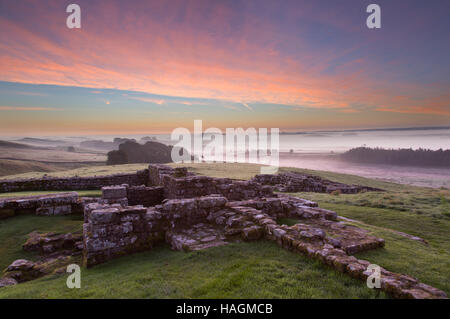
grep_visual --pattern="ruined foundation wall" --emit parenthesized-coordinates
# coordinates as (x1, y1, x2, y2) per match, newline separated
(148, 164, 273, 200)
(253, 172, 383, 194)
(82, 195, 228, 267)
(82, 203, 160, 267)
(127, 185, 164, 207)
(0, 192, 79, 219)
(0, 170, 149, 193)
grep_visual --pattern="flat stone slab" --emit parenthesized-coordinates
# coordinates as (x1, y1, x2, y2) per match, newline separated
(0, 192, 79, 210)
(166, 223, 230, 252)
(301, 218, 385, 254)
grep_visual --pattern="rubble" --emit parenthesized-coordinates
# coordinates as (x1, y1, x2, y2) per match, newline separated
(3, 256, 76, 283)
(23, 231, 83, 256)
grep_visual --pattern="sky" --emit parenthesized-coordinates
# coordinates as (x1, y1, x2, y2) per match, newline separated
(0, 0, 449, 135)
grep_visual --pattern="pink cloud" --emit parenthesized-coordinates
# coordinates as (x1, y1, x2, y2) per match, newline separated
(0, 1, 448, 118)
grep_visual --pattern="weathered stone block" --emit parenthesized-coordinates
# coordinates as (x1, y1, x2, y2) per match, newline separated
(241, 226, 263, 241)
(90, 208, 120, 224)
(102, 185, 128, 199)
(36, 205, 72, 216)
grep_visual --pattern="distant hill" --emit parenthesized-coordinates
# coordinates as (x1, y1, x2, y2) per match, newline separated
(80, 140, 117, 151)
(80, 138, 137, 151)
(106, 141, 187, 165)
(0, 140, 40, 149)
(16, 137, 69, 146)
(341, 147, 450, 168)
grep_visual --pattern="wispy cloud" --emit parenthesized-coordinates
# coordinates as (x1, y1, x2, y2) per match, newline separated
(130, 97, 166, 105)
(241, 103, 253, 111)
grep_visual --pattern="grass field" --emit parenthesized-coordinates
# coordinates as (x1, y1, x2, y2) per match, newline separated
(0, 144, 106, 177)
(0, 164, 148, 180)
(0, 159, 98, 178)
(0, 163, 448, 298)
(0, 146, 106, 163)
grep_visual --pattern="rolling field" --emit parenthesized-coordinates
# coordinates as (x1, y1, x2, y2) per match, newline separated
(0, 163, 448, 298)
(0, 143, 106, 177)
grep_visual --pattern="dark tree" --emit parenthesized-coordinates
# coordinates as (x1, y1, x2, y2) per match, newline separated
(106, 141, 189, 165)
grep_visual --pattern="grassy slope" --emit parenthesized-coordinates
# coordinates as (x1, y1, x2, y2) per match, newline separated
(0, 163, 448, 298)
(0, 143, 106, 177)
(0, 159, 96, 177)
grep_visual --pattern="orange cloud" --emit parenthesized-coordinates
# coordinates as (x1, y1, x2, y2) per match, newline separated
(0, 2, 448, 119)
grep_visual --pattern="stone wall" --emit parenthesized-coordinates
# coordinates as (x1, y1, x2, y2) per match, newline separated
(148, 164, 273, 200)
(127, 185, 164, 207)
(82, 195, 228, 267)
(253, 171, 383, 194)
(222, 204, 445, 299)
(82, 203, 159, 267)
(148, 164, 177, 186)
(0, 170, 149, 193)
(0, 192, 79, 219)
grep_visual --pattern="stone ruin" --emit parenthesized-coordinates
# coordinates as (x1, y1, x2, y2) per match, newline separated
(0, 164, 446, 299)
(252, 171, 383, 193)
(0, 192, 80, 219)
(0, 170, 149, 193)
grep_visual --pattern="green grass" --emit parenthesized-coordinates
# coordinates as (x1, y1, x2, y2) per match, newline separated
(0, 215, 84, 271)
(289, 189, 449, 219)
(0, 159, 94, 178)
(0, 163, 448, 298)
